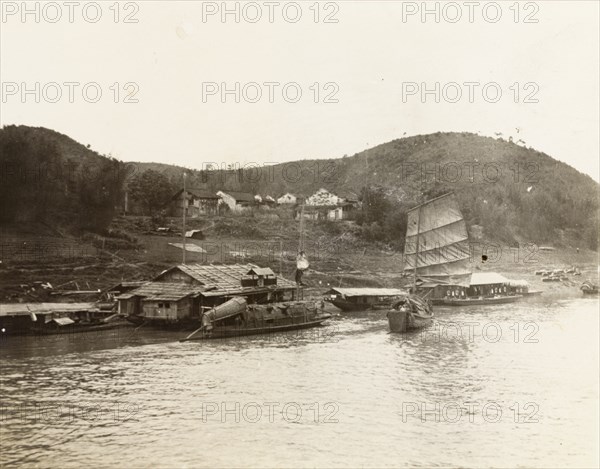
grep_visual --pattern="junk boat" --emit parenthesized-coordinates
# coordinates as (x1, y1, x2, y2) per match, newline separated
(324, 288, 406, 312)
(180, 296, 331, 341)
(0, 302, 130, 336)
(396, 193, 538, 308)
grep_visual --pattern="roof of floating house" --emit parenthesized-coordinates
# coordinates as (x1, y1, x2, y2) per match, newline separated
(0, 303, 97, 317)
(118, 283, 200, 301)
(325, 288, 407, 297)
(158, 263, 292, 286)
(247, 267, 276, 277)
(469, 272, 510, 286)
(118, 264, 297, 300)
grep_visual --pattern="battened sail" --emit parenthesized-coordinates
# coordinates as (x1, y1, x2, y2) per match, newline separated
(403, 193, 471, 286)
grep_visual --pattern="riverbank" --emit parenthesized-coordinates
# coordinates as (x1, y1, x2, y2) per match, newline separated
(1, 223, 597, 303)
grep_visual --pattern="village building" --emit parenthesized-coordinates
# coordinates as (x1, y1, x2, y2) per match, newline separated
(116, 264, 298, 323)
(170, 189, 220, 218)
(297, 188, 360, 221)
(277, 193, 304, 205)
(217, 191, 256, 212)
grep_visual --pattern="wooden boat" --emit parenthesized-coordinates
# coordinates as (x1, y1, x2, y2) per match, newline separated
(387, 295, 433, 333)
(581, 281, 599, 296)
(324, 288, 406, 312)
(433, 295, 522, 306)
(181, 297, 331, 341)
(30, 315, 132, 335)
(0, 302, 130, 336)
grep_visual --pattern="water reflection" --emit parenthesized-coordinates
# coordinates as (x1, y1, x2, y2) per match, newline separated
(1, 297, 598, 468)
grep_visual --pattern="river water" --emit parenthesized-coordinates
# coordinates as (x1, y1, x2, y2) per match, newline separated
(1, 295, 598, 468)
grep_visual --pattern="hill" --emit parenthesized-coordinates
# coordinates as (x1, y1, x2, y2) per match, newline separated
(0, 125, 130, 233)
(133, 132, 599, 249)
(1, 126, 598, 249)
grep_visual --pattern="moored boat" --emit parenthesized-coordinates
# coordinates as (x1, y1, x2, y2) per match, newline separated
(181, 297, 331, 341)
(581, 281, 599, 296)
(434, 295, 522, 306)
(0, 302, 130, 336)
(324, 287, 406, 312)
(387, 295, 433, 333)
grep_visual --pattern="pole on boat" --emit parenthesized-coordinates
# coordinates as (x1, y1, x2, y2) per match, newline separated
(182, 172, 187, 265)
(279, 238, 283, 276)
(413, 204, 421, 293)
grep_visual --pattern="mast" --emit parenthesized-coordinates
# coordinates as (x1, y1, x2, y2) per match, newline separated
(412, 204, 421, 292)
(298, 203, 305, 252)
(182, 172, 187, 265)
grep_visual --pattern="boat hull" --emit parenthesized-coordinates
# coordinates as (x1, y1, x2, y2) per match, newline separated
(30, 321, 133, 335)
(181, 314, 331, 341)
(327, 298, 398, 312)
(432, 295, 523, 306)
(387, 310, 433, 333)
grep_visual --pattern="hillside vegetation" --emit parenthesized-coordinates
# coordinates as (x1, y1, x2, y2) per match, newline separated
(1, 126, 598, 250)
(0, 125, 129, 232)
(135, 132, 598, 249)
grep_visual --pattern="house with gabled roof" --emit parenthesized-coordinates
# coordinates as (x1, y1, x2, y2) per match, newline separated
(217, 190, 256, 212)
(298, 188, 360, 221)
(170, 188, 220, 218)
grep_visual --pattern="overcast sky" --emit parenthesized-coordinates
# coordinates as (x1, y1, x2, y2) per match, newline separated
(2, 1, 599, 181)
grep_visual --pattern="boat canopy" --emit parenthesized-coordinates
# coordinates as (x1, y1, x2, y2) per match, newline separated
(470, 272, 510, 286)
(404, 193, 471, 287)
(325, 288, 406, 297)
(0, 303, 96, 317)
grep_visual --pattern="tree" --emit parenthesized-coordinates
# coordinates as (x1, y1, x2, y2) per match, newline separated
(128, 169, 175, 215)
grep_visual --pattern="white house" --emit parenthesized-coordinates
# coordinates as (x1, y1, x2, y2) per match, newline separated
(298, 188, 360, 221)
(216, 191, 256, 212)
(277, 193, 299, 205)
(305, 188, 340, 206)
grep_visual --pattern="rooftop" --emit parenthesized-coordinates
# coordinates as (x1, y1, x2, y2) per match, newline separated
(118, 283, 200, 301)
(155, 263, 296, 292)
(470, 272, 510, 286)
(217, 191, 256, 202)
(325, 288, 407, 297)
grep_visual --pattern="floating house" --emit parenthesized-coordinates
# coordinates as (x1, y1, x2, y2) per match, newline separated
(420, 272, 534, 305)
(324, 287, 406, 311)
(117, 264, 298, 324)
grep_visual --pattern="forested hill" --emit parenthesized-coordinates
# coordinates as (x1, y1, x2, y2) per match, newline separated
(1, 126, 598, 249)
(135, 132, 599, 248)
(0, 125, 130, 232)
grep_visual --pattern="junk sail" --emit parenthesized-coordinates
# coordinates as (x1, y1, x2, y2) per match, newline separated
(403, 193, 471, 287)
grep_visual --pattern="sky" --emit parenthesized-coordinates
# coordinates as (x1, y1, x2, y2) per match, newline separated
(1, 1, 599, 181)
